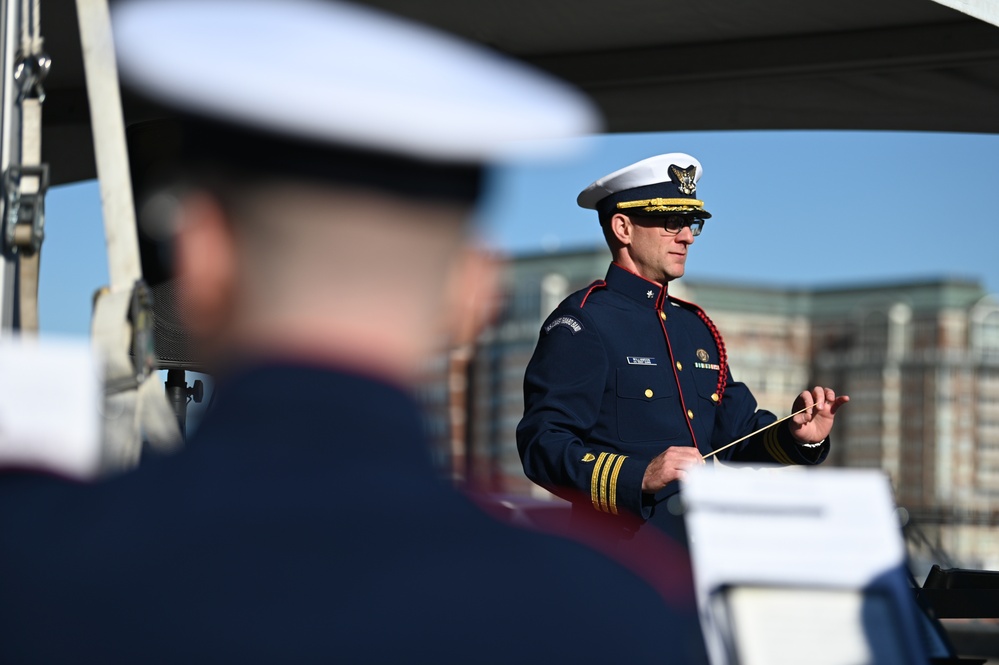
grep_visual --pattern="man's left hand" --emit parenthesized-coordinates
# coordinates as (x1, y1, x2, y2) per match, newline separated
(789, 386, 849, 444)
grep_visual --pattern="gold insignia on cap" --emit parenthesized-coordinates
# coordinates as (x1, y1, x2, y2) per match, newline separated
(582, 453, 596, 463)
(670, 164, 697, 196)
(696, 349, 709, 362)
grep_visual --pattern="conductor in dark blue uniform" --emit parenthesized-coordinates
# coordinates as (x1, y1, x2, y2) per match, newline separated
(0, 3, 709, 663)
(518, 153, 849, 544)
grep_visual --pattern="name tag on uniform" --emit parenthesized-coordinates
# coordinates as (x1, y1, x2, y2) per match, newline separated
(627, 356, 656, 366)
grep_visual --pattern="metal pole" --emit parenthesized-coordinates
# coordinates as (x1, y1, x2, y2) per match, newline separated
(75, 0, 141, 293)
(164, 369, 188, 439)
(0, 0, 20, 333)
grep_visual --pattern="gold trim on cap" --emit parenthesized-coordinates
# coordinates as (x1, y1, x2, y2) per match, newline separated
(617, 198, 705, 213)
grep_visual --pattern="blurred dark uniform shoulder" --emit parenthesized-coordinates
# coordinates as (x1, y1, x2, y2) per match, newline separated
(0, 364, 707, 663)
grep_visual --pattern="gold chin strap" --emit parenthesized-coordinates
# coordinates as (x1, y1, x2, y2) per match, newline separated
(616, 197, 706, 213)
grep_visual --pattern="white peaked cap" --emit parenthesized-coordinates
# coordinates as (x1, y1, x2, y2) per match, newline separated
(112, 0, 601, 163)
(577, 153, 704, 209)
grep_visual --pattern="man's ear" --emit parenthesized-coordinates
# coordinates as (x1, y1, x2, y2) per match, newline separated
(609, 213, 633, 246)
(173, 192, 237, 343)
(445, 245, 501, 348)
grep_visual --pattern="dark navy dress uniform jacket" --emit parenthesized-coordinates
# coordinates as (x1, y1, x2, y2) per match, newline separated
(0, 362, 708, 664)
(518, 263, 828, 534)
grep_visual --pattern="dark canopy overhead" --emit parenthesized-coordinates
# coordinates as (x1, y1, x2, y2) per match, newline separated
(42, 0, 999, 185)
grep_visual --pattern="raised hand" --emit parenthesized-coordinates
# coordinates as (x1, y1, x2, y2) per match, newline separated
(789, 386, 849, 444)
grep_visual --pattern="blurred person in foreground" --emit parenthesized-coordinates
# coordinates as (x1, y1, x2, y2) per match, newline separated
(518, 153, 849, 547)
(0, 0, 707, 663)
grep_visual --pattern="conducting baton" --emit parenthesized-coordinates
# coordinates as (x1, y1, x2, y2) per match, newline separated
(702, 403, 815, 460)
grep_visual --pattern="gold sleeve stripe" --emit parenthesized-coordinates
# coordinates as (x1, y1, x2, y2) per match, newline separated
(608, 454, 627, 515)
(764, 427, 795, 465)
(763, 428, 782, 464)
(590, 452, 630, 513)
(598, 454, 618, 513)
(590, 452, 609, 512)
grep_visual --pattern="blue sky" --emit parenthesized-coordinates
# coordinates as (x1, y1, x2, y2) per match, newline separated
(40, 129, 999, 338)
(481, 129, 999, 286)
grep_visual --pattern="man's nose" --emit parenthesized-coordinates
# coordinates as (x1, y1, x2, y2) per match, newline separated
(676, 225, 695, 243)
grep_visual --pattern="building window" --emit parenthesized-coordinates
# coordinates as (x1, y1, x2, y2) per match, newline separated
(977, 311, 999, 354)
(860, 310, 889, 355)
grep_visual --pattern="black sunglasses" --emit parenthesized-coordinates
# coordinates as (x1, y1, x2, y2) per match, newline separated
(660, 215, 704, 236)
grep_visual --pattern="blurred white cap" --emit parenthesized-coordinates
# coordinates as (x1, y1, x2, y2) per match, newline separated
(112, 0, 601, 164)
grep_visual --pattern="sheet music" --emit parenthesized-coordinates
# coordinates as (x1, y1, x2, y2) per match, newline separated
(683, 465, 920, 665)
(0, 336, 103, 479)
